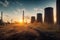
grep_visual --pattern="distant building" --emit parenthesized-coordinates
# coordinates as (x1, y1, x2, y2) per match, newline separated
(31, 16, 35, 23)
(44, 7, 53, 24)
(37, 13, 42, 23)
(56, 0, 60, 24)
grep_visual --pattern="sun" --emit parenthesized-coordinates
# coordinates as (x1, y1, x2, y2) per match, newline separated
(19, 19, 23, 23)
(19, 19, 26, 24)
(19, 19, 30, 24)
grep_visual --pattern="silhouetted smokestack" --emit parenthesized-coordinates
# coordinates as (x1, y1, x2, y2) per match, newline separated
(23, 10, 24, 23)
(44, 7, 53, 24)
(37, 13, 42, 23)
(57, 0, 60, 24)
(31, 16, 35, 23)
(1, 11, 3, 21)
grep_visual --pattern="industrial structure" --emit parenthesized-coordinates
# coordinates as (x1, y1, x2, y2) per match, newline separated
(31, 16, 35, 23)
(44, 7, 54, 24)
(37, 13, 42, 23)
(22, 10, 24, 23)
(56, 0, 60, 24)
(0, 11, 4, 25)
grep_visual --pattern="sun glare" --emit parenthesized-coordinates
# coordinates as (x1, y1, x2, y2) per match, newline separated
(19, 19, 23, 23)
(19, 19, 30, 24)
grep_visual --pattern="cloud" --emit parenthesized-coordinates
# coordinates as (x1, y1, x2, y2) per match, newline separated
(34, 8, 43, 13)
(12, 8, 27, 15)
(0, 0, 9, 7)
(16, 1, 23, 6)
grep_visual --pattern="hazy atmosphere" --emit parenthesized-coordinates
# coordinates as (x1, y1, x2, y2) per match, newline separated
(0, 0, 60, 40)
(0, 0, 56, 23)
